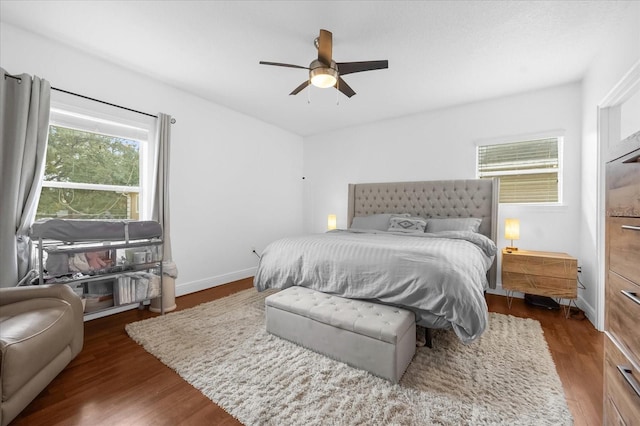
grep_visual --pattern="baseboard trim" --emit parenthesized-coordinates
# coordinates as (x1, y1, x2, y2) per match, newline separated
(175, 267, 257, 297)
(577, 295, 598, 330)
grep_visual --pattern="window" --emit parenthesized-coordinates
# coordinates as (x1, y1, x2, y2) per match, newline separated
(36, 101, 155, 220)
(476, 136, 562, 204)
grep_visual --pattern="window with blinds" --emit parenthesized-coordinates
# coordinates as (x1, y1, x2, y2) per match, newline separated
(477, 137, 561, 203)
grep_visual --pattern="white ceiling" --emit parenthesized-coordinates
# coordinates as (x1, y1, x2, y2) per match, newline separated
(0, 1, 633, 136)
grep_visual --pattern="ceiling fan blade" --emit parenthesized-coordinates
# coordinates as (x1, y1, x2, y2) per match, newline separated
(336, 77, 356, 98)
(336, 60, 388, 75)
(259, 61, 309, 70)
(289, 80, 310, 96)
(317, 29, 333, 66)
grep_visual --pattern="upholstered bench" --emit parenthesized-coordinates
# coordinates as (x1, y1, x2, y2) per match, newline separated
(265, 286, 416, 383)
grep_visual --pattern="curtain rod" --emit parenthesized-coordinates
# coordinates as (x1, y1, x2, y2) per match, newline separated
(4, 72, 176, 124)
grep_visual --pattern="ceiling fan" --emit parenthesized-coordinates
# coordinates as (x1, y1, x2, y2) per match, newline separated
(259, 29, 388, 98)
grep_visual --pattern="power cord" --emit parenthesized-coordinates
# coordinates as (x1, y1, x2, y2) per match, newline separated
(568, 265, 586, 320)
(577, 266, 586, 290)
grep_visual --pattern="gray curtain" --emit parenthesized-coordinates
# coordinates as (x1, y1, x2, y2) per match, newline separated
(152, 113, 176, 274)
(0, 68, 51, 287)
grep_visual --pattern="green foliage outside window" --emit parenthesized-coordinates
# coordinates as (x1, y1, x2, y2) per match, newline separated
(36, 126, 140, 220)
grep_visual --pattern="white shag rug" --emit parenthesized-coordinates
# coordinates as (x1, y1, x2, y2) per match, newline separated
(125, 288, 572, 426)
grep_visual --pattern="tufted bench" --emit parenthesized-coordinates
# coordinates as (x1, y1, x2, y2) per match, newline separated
(265, 286, 416, 383)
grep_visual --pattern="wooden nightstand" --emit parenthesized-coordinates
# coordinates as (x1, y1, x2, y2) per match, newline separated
(501, 249, 578, 315)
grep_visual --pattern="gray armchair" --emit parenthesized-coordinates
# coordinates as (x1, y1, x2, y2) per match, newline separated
(0, 284, 84, 426)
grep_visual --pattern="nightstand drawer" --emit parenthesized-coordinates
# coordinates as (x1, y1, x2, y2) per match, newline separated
(604, 336, 640, 425)
(502, 251, 577, 280)
(607, 271, 640, 364)
(502, 272, 577, 298)
(608, 217, 640, 285)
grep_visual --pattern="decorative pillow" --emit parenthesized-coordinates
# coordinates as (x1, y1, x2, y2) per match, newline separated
(388, 216, 427, 233)
(350, 213, 410, 231)
(426, 217, 482, 233)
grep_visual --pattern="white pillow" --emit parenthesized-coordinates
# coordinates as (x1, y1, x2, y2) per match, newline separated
(388, 216, 427, 233)
(426, 217, 482, 233)
(350, 213, 410, 231)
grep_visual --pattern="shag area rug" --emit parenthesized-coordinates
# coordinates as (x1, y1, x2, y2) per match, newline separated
(126, 288, 572, 425)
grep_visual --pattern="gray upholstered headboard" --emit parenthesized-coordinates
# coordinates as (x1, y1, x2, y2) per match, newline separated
(347, 178, 499, 287)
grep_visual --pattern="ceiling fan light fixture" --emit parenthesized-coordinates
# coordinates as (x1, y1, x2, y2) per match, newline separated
(259, 29, 388, 98)
(310, 67, 338, 88)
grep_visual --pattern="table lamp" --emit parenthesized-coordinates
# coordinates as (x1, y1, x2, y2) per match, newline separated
(327, 214, 337, 231)
(505, 218, 520, 252)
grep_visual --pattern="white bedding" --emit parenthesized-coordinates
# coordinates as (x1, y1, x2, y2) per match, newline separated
(254, 229, 497, 344)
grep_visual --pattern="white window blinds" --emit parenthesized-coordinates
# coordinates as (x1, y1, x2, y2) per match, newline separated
(477, 137, 560, 203)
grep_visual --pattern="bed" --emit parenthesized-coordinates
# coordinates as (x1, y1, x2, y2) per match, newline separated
(254, 179, 499, 344)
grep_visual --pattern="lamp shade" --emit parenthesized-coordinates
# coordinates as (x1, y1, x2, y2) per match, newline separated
(327, 214, 337, 230)
(505, 218, 520, 241)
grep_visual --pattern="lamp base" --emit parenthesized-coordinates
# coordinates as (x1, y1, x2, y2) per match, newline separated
(505, 246, 518, 252)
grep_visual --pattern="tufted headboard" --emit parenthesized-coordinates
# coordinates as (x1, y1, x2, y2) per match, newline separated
(347, 179, 499, 287)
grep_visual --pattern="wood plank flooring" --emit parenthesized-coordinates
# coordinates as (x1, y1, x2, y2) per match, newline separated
(11, 279, 603, 426)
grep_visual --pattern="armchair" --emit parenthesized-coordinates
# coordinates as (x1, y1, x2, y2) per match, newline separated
(0, 284, 84, 426)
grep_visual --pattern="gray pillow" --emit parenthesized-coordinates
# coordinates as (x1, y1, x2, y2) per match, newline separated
(426, 217, 482, 233)
(388, 216, 427, 233)
(350, 213, 410, 231)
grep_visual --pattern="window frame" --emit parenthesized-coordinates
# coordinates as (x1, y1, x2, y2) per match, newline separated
(475, 131, 565, 206)
(38, 95, 156, 220)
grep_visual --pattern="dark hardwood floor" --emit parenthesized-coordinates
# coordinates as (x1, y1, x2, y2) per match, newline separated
(11, 279, 603, 426)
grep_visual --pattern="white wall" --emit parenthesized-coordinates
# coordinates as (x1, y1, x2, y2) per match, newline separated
(580, 2, 640, 329)
(303, 83, 584, 297)
(1, 23, 304, 295)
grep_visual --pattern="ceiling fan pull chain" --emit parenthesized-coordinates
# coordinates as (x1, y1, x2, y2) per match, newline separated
(307, 81, 311, 104)
(336, 79, 340, 106)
